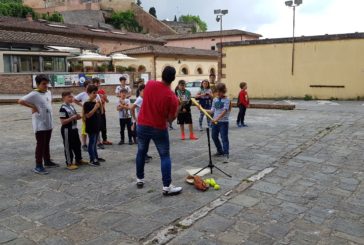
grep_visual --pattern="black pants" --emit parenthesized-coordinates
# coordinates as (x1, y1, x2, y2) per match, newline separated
(100, 113, 107, 141)
(35, 130, 52, 168)
(61, 128, 82, 165)
(120, 118, 132, 142)
(237, 104, 247, 125)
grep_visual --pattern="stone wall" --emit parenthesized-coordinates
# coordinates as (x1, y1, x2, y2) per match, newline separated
(131, 3, 176, 36)
(24, 0, 101, 13)
(62, 10, 105, 27)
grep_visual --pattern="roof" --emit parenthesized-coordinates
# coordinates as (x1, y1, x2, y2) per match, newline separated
(161, 29, 262, 40)
(117, 45, 219, 58)
(220, 32, 364, 47)
(0, 16, 165, 45)
(0, 30, 98, 50)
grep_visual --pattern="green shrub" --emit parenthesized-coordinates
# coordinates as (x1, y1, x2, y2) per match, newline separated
(41, 12, 63, 23)
(107, 10, 142, 33)
(304, 94, 313, 101)
(0, 3, 36, 18)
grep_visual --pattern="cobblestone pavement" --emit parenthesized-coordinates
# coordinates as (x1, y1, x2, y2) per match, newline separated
(0, 99, 363, 244)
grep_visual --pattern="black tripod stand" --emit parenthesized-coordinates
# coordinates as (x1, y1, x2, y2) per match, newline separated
(193, 127, 232, 177)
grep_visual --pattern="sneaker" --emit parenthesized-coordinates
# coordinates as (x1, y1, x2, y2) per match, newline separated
(33, 167, 49, 175)
(242, 124, 248, 127)
(181, 134, 185, 140)
(76, 159, 89, 166)
(44, 161, 60, 168)
(163, 185, 183, 196)
(237, 122, 241, 127)
(128, 141, 133, 145)
(89, 160, 100, 167)
(97, 144, 105, 149)
(82, 145, 88, 152)
(190, 135, 198, 140)
(102, 140, 113, 145)
(214, 152, 224, 157)
(136, 178, 144, 189)
(146, 155, 153, 160)
(223, 155, 229, 163)
(97, 158, 106, 162)
(199, 126, 203, 131)
(118, 141, 124, 145)
(66, 164, 79, 171)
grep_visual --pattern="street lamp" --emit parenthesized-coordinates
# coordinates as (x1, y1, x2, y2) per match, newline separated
(214, 9, 228, 80)
(285, 0, 302, 75)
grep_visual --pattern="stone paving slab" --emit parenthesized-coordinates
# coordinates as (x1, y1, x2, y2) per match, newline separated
(0, 100, 363, 244)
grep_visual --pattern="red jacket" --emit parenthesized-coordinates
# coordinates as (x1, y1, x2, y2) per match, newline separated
(238, 89, 249, 107)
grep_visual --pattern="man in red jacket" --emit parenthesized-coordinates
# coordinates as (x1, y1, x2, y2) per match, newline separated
(135, 66, 183, 196)
(237, 82, 250, 127)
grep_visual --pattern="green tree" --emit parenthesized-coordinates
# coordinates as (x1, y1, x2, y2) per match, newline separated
(41, 12, 64, 23)
(0, 3, 36, 18)
(107, 10, 142, 33)
(148, 7, 156, 18)
(174, 15, 177, 22)
(179, 14, 207, 32)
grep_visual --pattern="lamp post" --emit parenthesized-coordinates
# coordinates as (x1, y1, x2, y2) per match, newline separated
(214, 9, 228, 80)
(285, 0, 302, 76)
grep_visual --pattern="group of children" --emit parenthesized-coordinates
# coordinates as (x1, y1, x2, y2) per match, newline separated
(19, 74, 250, 174)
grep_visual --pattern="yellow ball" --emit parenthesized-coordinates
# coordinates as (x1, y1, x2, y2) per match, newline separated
(204, 179, 211, 185)
(214, 184, 220, 190)
(210, 178, 216, 187)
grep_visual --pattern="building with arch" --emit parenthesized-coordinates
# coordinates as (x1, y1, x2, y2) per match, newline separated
(113, 45, 218, 88)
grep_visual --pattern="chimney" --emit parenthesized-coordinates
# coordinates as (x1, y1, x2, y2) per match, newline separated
(26, 13, 33, 22)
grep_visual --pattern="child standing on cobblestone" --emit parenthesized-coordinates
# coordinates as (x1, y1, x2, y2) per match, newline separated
(117, 88, 133, 145)
(196, 80, 213, 131)
(59, 92, 88, 170)
(18, 74, 59, 174)
(237, 82, 249, 127)
(83, 85, 105, 166)
(131, 84, 152, 162)
(176, 80, 198, 140)
(208, 83, 231, 164)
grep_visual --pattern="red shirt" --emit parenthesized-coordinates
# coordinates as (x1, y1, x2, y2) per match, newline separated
(238, 89, 250, 107)
(138, 81, 178, 130)
(97, 89, 107, 112)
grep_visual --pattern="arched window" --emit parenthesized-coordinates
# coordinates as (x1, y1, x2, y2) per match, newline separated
(138, 65, 146, 73)
(210, 67, 216, 75)
(196, 67, 203, 75)
(180, 66, 189, 75)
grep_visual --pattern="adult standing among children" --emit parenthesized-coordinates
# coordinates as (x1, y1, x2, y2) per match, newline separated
(18, 74, 59, 174)
(135, 66, 182, 196)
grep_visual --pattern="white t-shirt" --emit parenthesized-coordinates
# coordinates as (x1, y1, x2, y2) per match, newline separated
(74, 91, 101, 104)
(117, 99, 131, 119)
(21, 90, 53, 132)
(115, 85, 131, 96)
(134, 96, 143, 119)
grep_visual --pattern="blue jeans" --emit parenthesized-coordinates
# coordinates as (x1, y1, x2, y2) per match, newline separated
(88, 133, 98, 162)
(136, 125, 171, 187)
(211, 122, 229, 155)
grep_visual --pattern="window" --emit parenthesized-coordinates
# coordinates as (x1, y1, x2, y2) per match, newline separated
(210, 67, 216, 75)
(3, 55, 11, 73)
(2, 55, 66, 73)
(211, 46, 216, 51)
(43, 56, 66, 72)
(181, 67, 189, 75)
(196, 67, 203, 75)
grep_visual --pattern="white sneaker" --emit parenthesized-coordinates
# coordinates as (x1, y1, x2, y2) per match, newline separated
(162, 185, 183, 196)
(136, 178, 144, 189)
(199, 126, 203, 131)
(223, 155, 229, 164)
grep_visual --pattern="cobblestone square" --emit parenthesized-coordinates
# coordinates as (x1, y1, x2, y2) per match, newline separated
(0, 99, 363, 244)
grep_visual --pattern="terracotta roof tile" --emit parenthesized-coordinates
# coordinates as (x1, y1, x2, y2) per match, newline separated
(161, 29, 262, 40)
(0, 16, 164, 44)
(117, 45, 219, 58)
(0, 29, 98, 49)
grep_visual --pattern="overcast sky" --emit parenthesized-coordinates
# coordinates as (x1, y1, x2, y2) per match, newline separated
(140, 0, 364, 38)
